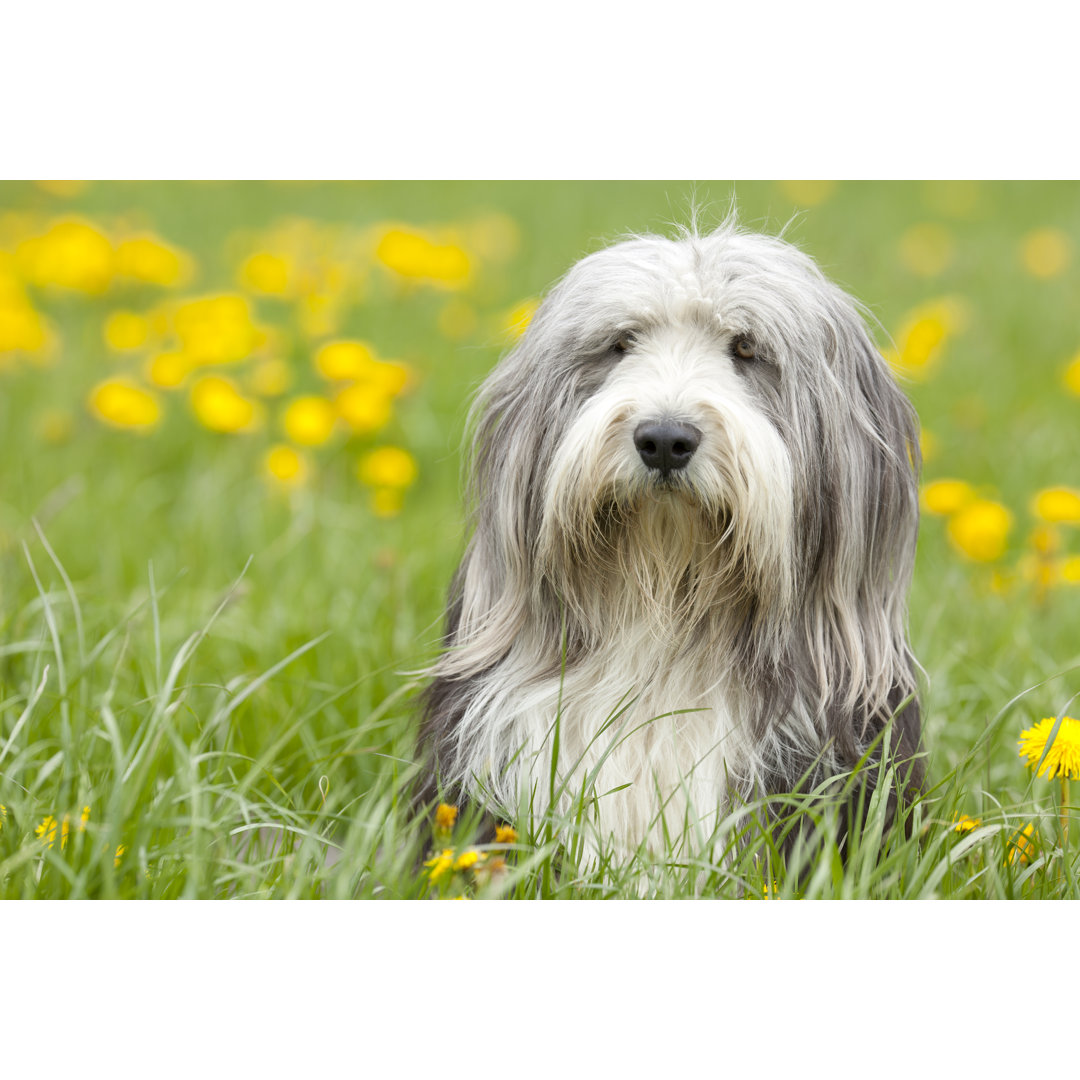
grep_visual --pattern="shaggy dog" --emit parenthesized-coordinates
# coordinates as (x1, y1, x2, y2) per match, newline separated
(419, 220, 924, 857)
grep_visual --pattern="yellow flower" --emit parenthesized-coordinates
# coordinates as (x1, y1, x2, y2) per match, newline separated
(375, 227, 471, 286)
(174, 294, 264, 365)
(36, 179, 89, 198)
(453, 850, 486, 871)
(0, 804, 6, 831)
(1032, 487, 1080, 525)
(953, 813, 980, 833)
(114, 843, 126, 868)
(1061, 555, 1080, 584)
(1018, 717, 1080, 780)
(1064, 351, 1080, 397)
(371, 488, 404, 518)
(888, 298, 969, 381)
(899, 223, 954, 277)
(17, 219, 114, 294)
(104, 311, 151, 352)
(357, 446, 417, 489)
(424, 848, 455, 882)
(190, 375, 260, 433)
(777, 180, 836, 207)
(435, 803, 458, 829)
(503, 298, 539, 340)
(921, 478, 975, 516)
(264, 444, 309, 487)
(114, 235, 191, 287)
(494, 824, 517, 844)
(88, 378, 162, 430)
(0, 272, 51, 355)
(946, 499, 1012, 562)
(1008, 822, 1037, 865)
(1020, 227, 1071, 279)
(282, 395, 337, 446)
(315, 340, 377, 381)
(239, 252, 294, 296)
(36, 814, 71, 849)
(146, 351, 192, 389)
(80, 805, 90, 829)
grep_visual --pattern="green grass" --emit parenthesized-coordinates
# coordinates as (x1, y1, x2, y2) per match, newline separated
(2, 180, 1080, 898)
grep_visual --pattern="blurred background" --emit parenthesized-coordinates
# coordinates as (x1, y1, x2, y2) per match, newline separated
(2, 179, 1080, 827)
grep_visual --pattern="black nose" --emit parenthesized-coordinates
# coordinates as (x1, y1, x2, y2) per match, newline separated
(633, 420, 701, 476)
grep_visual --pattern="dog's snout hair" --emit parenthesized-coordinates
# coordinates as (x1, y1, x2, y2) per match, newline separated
(633, 419, 701, 476)
(419, 216, 924, 857)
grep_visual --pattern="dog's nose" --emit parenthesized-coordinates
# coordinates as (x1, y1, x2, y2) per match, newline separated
(633, 420, 701, 476)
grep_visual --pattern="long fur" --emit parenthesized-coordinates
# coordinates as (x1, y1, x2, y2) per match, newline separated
(419, 219, 924, 855)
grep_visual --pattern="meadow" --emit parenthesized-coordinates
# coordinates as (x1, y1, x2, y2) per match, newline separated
(2, 179, 1079, 899)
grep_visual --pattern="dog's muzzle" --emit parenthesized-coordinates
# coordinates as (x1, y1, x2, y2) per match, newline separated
(633, 420, 701, 478)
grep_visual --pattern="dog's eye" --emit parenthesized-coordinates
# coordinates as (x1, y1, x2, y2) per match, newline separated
(733, 338, 757, 361)
(611, 333, 636, 355)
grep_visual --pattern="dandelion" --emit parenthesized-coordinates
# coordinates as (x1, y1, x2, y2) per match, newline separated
(103, 310, 151, 351)
(375, 227, 471, 286)
(494, 824, 517, 844)
(282, 396, 337, 446)
(435, 803, 458, 830)
(174, 294, 264, 365)
(190, 375, 260, 433)
(424, 848, 455, 883)
(953, 813, 981, 833)
(1019, 716, 1080, 848)
(357, 446, 418, 490)
(315, 340, 377, 381)
(1020, 227, 1071, 279)
(1064, 351, 1080, 397)
(1008, 822, 1038, 866)
(239, 252, 294, 296)
(248, 357, 292, 397)
(946, 499, 1012, 562)
(114, 235, 190, 287)
(503, 298, 540, 340)
(17, 219, 114, 294)
(88, 378, 162, 431)
(146, 351, 192, 389)
(921, 478, 975, 516)
(899, 223, 954, 277)
(264, 444, 309, 488)
(1032, 487, 1080, 525)
(453, 850, 486, 871)
(1062, 556, 1080, 584)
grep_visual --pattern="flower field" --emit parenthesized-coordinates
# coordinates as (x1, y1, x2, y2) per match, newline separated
(2, 179, 1080, 898)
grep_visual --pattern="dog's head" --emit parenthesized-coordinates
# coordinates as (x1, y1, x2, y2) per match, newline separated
(443, 223, 920, 759)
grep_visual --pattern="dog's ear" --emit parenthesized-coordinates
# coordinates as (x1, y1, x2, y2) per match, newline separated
(789, 290, 921, 774)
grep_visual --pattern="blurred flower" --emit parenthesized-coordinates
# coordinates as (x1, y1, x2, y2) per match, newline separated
(282, 395, 337, 446)
(503, 298, 539, 340)
(114, 234, 191, 287)
(239, 251, 294, 297)
(358, 446, 417, 489)
(190, 374, 260, 433)
(146, 351, 192, 389)
(0, 804, 6, 831)
(435, 803, 458, 829)
(88, 378, 162, 430)
(375, 227, 471, 286)
(453, 850, 486, 871)
(35, 179, 89, 198)
(953, 814, 980, 833)
(1062, 556, 1080, 584)
(1063, 351, 1080, 397)
(104, 310, 151, 352)
(264, 444, 309, 487)
(0, 274, 50, 356)
(424, 848, 455, 882)
(899, 223, 954, 277)
(1018, 717, 1080, 780)
(174, 294, 264, 365)
(462, 212, 520, 263)
(921, 478, 975, 516)
(114, 843, 126, 867)
(17, 219, 113, 294)
(36, 814, 66, 848)
(1020, 227, 1072, 278)
(315, 340, 377, 381)
(777, 180, 835, 206)
(1008, 822, 1038, 865)
(946, 498, 1012, 562)
(336, 385, 393, 434)
(494, 824, 517, 844)
(1032, 487, 1080, 525)
(885, 297, 969, 380)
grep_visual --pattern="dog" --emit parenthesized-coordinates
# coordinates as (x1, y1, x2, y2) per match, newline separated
(419, 218, 924, 858)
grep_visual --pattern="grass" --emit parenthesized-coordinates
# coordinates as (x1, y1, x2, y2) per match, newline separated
(2, 179, 1080, 898)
